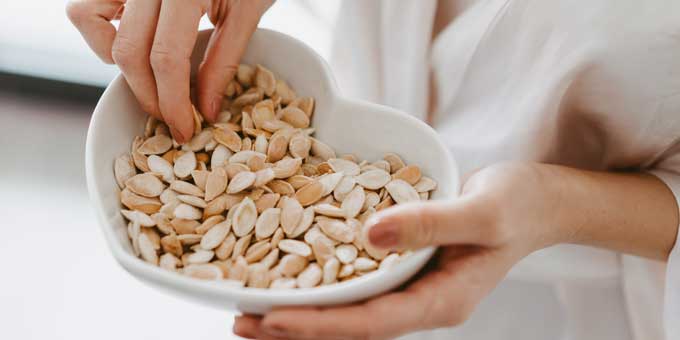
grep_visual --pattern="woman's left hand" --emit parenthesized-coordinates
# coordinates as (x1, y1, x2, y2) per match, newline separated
(233, 163, 570, 339)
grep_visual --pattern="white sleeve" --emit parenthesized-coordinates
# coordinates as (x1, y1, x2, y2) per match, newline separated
(647, 167, 680, 338)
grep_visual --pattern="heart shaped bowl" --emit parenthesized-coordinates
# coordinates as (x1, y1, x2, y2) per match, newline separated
(85, 28, 459, 314)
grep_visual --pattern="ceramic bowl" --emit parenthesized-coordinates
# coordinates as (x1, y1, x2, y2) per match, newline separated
(85, 28, 459, 314)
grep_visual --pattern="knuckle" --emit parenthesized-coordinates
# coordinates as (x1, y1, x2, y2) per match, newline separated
(65, 1, 88, 25)
(150, 49, 185, 75)
(111, 37, 145, 69)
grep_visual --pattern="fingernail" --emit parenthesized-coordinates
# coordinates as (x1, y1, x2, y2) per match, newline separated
(261, 324, 290, 338)
(368, 219, 400, 249)
(169, 125, 186, 144)
(208, 96, 221, 123)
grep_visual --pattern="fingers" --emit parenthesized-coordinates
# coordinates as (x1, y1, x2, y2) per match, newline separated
(259, 291, 434, 340)
(258, 260, 471, 340)
(233, 315, 262, 339)
(197, 0, 273, 122)
(366, 198, 497, 251)
(112, 0, 162, 118)
(151, 0, 210, 143)
(255, 248, 515, 340)
(66, 0, 125, 63)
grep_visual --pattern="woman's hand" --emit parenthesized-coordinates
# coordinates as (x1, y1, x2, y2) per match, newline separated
(66, 0, 274, 143)
(233, 162, 679, 339)
(232, 163, 568, 339)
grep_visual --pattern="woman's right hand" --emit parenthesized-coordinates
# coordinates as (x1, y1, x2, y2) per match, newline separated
(67, 0, 274, 143)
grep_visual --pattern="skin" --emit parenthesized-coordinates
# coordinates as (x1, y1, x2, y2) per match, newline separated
(67, 4, 680, 338)
(234, 163, 679, 340)
(66, 0, 274, 143)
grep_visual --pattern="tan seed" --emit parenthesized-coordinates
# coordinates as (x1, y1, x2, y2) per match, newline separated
(333, 175, 356, 202)
(288, 134, 311, 159)
(355, 169, 391, 190)
(211, 144, 232, 168)
(393, 165, 422, 185)
(213, 126, 242, 152)
(254, 64, 276, 96)
(296, 263, 322, 288)
(341, 186, 365, 219)
(232, 197, 258, 237)
(245, 240, 271, 263)
(120, 189, 161, 214)
(237, 64, 255, 87)
(271, 227, 284, 248)
(354, 257, 378, 271)
(161, 233, 183, 257)
(313, 204, 346, 218)
(385, 179, 420, 204)
(322, 258, 340, 285)
(253, 168, 275, 187)
(226, 171, 256, 194)
(205, 168, 228, 201)
(278, 239, 311, 257)
(125, 173, 164, 197)
(184, 264, 223, 280)
(177, 195, 207, 208)
(200, 220, 231, 250)
(260, 248, 280, 269)
(277, 254, 308, 277)
(310, 138, 335, 161)
(195, 215, 225, 234)
(280, 197, 303, 235)
(215, 233, 236, 260)
(173, 151, 196, 179)
(247, 263, 270, 288)
(335, 244, 358, 264)
(174, 203, 202, 220)
(268, 180, 295, 196)
(294, 180, 324, 206)
(228, 256, 249, 282)
(121, 209, 155, 227)
(318, 218, 354, 243)
(171, 218, 200, 235)
(338, 264, 354, 278)
(255, 208, 281, 239)
(275, 79, 296, 104)
(311, 236, 336, 266)
(328, 158, 360, 176)
(231, 234, 252, 260)
(288, 206, 315, 239)
(138, 233, 159, 265)
(114, 154, 136, 189)
(279, 106, 309, 128)
(138, 135, 172, 155)
(270, 277, 296, 289)
(147, 155, 174, 183)
(318, 172, 344, 196)
(255, 193, 280, 213)
(159, 253, 180, 271)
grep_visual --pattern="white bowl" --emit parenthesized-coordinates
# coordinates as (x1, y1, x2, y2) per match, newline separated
(85, 28, 459, 314)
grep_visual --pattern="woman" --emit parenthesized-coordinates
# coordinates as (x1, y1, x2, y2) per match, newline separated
(67, 0, 680, 339)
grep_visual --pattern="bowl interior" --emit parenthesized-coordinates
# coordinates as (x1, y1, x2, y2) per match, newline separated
(86, 28, 458, 313)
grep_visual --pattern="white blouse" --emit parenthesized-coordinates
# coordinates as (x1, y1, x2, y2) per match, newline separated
(330, 1, 680, 339)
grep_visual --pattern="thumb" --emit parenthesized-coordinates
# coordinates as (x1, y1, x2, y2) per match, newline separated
(197, 0, 272, 123)
(365, 198, 492, 250)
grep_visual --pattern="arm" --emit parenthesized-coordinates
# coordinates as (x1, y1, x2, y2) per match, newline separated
(544, 165, 678, 260)
(233, 162, 680, 339)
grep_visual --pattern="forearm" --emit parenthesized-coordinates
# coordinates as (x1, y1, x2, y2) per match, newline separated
(543, 165, 679, 260)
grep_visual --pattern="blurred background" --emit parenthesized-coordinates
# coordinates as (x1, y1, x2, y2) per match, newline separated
(0, 1, 339, 339)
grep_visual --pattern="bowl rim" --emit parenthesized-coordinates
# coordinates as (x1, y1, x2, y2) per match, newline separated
(85, 28, 458, 304)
